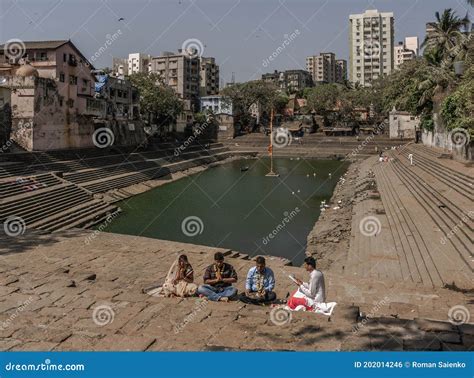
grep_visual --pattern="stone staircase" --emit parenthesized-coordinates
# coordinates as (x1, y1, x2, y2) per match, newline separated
(346, 145, 473, 290)
(225, 133, 407, 158)
(0, 142, 254, 234)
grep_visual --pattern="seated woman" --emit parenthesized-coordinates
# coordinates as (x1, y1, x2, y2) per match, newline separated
(150, 255, 197, 297)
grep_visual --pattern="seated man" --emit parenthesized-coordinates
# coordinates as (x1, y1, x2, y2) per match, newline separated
(239, 256, 276, 304)
(197, 252, 238, 302)
(287, 256, 325, 310)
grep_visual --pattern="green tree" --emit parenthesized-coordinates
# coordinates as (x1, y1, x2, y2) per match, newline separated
(303, 84, 340, 116)
(128, 72, 184, 131)
(421, 9, 470, 63)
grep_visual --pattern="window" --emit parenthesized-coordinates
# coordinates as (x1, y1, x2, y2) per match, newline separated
(410, 116, 415, 120)
(69, 75, 77, 85)
(59, 73, 65, 82)
(63, 53, 67, 62)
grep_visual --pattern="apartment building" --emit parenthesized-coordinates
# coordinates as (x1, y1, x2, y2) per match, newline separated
(394, 41, 416, 69)
(200, 57, 219, 96)
(335, 59, 348, 83)
(349, 9, 395, 86)
(149, 50, 200, 107)
(404, 36, 419, 56)
(128, 53, 151, 74)
(306, 52, 336, 84)
(262, 69, 312, 92)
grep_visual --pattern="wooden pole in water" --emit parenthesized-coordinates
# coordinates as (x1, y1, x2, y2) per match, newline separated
(266, 108, 279, 177)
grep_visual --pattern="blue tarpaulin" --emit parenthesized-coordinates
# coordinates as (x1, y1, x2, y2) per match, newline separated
(94, 74, 108, 93)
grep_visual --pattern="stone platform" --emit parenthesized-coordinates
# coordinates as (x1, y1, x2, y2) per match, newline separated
(0, 230, 472, 351)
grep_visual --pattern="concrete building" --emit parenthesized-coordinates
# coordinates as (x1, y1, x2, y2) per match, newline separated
(394, 41, 416, 69)
(335, 59, 348, 83)
(349, 9, 395, 86)
(127, 53, 151, 74)
(0, 40, 97, 114)
(404, 36, 419, 56)
(306, 53, 336, 84)
(200, 57, 219, 96)
(112, 57, 128, 76)
(0, 40, 146, 150)
(149, 50, 200, 107)
(261, 69, 312, 92)
(389, 107, 420, 139)
(200, 95, 232, 115)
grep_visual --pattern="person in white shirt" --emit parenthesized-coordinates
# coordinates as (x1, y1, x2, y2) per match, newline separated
(287, 257, 325, 310)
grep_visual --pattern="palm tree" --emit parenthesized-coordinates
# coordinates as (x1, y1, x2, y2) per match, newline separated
(422, 9, 470, 61)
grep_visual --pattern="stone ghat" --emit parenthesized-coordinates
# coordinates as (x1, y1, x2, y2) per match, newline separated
(0, 230, 472, 351)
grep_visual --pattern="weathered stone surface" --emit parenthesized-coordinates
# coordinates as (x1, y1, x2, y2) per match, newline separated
(92, 335, 155, 351)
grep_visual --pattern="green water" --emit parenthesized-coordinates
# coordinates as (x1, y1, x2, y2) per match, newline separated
(104, 158, 349, 265)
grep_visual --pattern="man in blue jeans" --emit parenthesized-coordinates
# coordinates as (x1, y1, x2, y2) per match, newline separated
(197, 252, 238, 302)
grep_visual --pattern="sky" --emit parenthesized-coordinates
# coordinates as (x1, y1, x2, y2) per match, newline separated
(0, 0, 471, 84)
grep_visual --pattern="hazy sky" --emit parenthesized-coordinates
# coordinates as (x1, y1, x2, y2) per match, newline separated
(0, 0, 471, 84)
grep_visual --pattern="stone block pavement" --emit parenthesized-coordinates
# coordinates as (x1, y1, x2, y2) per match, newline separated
(0, 230, 472, 351)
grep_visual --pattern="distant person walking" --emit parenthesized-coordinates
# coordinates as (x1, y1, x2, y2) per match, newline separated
(408, 153, 413, 165)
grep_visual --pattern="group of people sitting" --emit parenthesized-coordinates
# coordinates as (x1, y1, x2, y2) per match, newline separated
(152, 251, 326, 310)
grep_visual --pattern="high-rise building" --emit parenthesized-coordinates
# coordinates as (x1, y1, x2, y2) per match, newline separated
(404, 36, 419, 56)
(306, 52, 336, 84)
(335, 59, 348, 83)
(394, 41, 416, 69)
(149, 50, 200, 105)
(200, 57, 219, 96)
(349, 9, 394, 86)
